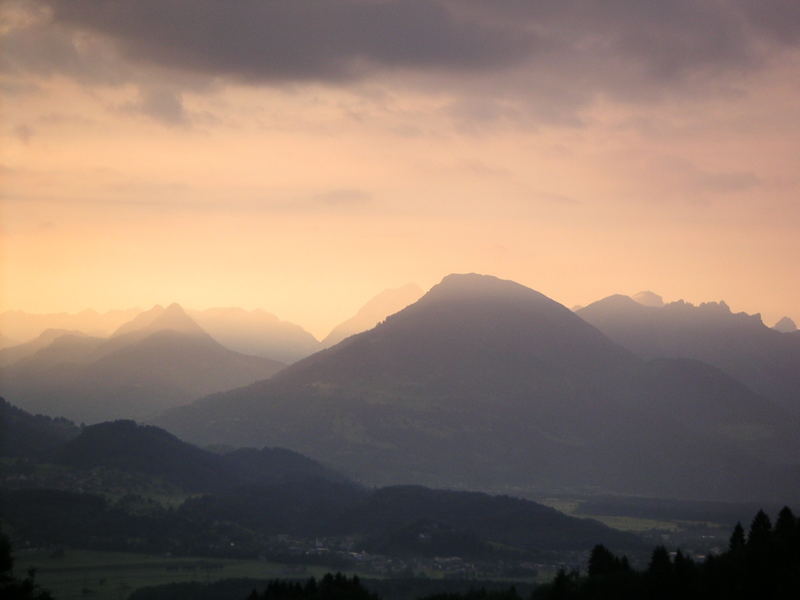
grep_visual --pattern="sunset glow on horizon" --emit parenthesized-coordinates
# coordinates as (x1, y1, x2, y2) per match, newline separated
(2, 0, 799, 336)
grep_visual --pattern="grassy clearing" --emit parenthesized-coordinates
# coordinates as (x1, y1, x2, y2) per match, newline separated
(15, 549, 335, 600)
(536, 498, 682, 532)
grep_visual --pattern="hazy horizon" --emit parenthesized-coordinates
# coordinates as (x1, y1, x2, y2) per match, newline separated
(3, 4, 800, 596)
(0, 276, 796, 341)
(2, 1, 799, 337)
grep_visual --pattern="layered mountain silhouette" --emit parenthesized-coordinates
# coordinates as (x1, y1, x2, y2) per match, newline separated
(0, 328, 91, 367)
(631, 290, 664, 308)
(189, 307, 320, 363)
(0, 308, 139, 343)
(578, 295, 800, 414)
(321, 283, 424, 347)
(773, 316, 797, 333)
(157, 274, 800, 502)
(1, 399, 642, 556)
(0, 304, 284, 423)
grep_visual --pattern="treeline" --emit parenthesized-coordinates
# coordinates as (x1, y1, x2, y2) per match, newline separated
(533, 506, 800, 600)
(246, 574, 379, 600)
(244, 576, 525, 600)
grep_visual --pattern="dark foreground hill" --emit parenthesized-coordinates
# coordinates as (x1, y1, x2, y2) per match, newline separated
(157, 274, 800, 502)
(0, 401, 643, 561)
(49, 419, 347, 492)
(0, 397, 80, 457)
(0, 304, 285, 423)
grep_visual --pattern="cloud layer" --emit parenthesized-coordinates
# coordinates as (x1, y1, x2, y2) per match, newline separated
(3, 0, 800, 123)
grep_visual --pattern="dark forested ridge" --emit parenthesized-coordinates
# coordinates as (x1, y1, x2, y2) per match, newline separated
(0, 400, 643, 571)
(2, 408, 348, 492)
(0, 398, 79, 458)
(156, 274, 800, 502)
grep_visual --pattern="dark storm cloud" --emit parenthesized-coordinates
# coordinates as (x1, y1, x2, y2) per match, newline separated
(4, 0, 800, 123)
(39, 0, 800, 84)
(44, 0, 535, 82)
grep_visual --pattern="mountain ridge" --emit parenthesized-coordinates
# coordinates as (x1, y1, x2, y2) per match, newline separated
(156, 273, 800, 502)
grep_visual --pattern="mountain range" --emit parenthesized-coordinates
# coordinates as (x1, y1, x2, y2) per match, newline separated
(0, 308, 140, 342)
(155, 274, 800, 503)
(0, 399, 643, 559)
(0, 304, 284, 423)
(1, 286, 426, 364)
(577, 294, 800, 414)
(188, 307, 320, 363)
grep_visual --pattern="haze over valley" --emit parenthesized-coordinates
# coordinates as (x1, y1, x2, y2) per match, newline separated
(3, 1, 800, 599)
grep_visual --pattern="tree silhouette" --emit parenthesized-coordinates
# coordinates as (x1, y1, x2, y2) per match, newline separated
(0, 529, 53, 600)
(729, 522, 746, 552)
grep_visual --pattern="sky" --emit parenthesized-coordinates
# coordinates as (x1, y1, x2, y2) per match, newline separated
(1, 0, 799, 337)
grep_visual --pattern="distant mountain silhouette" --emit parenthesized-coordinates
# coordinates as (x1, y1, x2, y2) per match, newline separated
(0, 304, 284, 423)
(321, 283, 423, 347)
(189, 307, 320, 363)
(0, 308, 139, 344)
(0, 334, 17, 350)
(111, 303, 207, 339)
(631, 290, 664, 308)
(773, 316, 797, 333)
(578, 295, 800, 413)
(0, 328, 88, 367)
(157, 274, 800, 502)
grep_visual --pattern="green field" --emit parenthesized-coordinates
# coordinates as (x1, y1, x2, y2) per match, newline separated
(536, 497, 685, 532)
(15, 549, 337, 600)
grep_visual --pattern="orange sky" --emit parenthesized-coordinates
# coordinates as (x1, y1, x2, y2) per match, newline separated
(2, 1, 799, 337)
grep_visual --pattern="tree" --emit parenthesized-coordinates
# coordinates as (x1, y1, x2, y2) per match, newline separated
(729, 522, 746, 552)
(647, 546, 672, 578)
(588, 544, 629, 577)
(774, 506, 796, 542)
(747, 510, 772, 550)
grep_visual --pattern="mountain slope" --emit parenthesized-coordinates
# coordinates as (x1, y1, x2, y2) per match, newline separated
(54, 420, 232, 492)
(0, 328, 88, 367)
(321, 283, 423, 348)
(0, 305, 285, 423)
(157, 274, 800, 502)
(190, 307, 320, 363)
(0, 397, 80, 458)
(578, 295, 800, 413)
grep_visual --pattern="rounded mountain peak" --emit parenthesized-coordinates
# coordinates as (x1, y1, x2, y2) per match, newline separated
(424, 273, 551, 304)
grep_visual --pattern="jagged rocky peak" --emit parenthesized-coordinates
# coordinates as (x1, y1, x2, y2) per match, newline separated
(112, 303, 205, 338)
